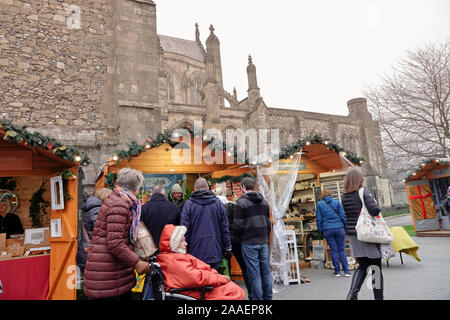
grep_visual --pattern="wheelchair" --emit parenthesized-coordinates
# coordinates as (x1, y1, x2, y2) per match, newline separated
(144, 255, 213, 300)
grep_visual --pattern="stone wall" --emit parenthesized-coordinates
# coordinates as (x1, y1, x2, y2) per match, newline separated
(0, 0, 113, 129)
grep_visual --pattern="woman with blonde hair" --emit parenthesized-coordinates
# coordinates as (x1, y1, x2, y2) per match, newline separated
(76, 187, 113, 274)
(341, 168, 383, 300)
(315, 188, 349, 277)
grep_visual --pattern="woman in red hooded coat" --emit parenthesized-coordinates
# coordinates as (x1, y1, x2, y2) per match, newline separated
(157, 224, 245, 300)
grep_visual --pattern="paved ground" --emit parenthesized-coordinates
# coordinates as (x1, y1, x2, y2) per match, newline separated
(385, 214, 413, 227)
(236, 215, 450, 300)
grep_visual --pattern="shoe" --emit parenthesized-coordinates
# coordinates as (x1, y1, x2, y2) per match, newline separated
(345, 273, 352, 277)
(334, 273, 341, 277)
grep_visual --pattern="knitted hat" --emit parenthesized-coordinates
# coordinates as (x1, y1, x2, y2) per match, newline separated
(170, 225, 187, 253)
(171, 183, 182, 194)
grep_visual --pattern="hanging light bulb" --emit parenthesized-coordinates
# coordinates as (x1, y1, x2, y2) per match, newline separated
(306, 141, 311, 146)
(75, 155, 81, 162)
(324, 141, 329, 145)
(145, 144, 151, 149)
(112, 155, 118, 161)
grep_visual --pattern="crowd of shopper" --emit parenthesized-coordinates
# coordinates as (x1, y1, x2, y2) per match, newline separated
(80, 167, 385, 301)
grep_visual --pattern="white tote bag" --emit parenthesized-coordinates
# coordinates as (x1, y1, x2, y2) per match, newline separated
(355, 188, 393, 244)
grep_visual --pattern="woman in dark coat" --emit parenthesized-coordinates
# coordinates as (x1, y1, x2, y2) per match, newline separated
(341, 168, 383, 300)
(83, 168, 150, 300)
(76, 188, 112, 274)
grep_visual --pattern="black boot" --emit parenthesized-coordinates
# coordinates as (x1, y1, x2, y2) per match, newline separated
(373, 270, 384, 300)
(346, 268, 367, 300)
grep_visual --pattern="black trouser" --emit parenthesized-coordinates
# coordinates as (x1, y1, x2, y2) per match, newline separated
(232, 240, 253, 300)
(347, 257, 384, 300)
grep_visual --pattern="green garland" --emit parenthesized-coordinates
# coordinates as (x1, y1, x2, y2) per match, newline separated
(29, 181, 50, 228)
(105, 172, 118, 190)
(109, 123, 363, 166)
(404, 158, 450, 181)
(0, 119, 90, 166)
(209, 173, 255, 184)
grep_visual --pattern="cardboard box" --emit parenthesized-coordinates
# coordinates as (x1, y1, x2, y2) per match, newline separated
(5, 238, 24, 247)
(0, 233, 5, 249)
(7, 244, 25, 257)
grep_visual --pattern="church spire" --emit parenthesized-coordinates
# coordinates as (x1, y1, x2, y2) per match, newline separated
(195, 23, 200, 42)
(246, 54, 260, 107)
(233, 87, 237, 100)
(247, 55, 258, 89)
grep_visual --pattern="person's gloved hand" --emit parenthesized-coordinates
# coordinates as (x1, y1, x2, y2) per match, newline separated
(223, 250, 232, 260)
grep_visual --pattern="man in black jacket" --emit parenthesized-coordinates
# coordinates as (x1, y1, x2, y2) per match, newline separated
(140, 184, 181, 300)
(233, 177, 272, 300)
(141, 184, 181, 249)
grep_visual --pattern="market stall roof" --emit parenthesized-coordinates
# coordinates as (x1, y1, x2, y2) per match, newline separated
(103, 140, 242, 175)
(0, 129, 78, 177)
(405, 158, 450, 182)
(301, 143, 352, 172)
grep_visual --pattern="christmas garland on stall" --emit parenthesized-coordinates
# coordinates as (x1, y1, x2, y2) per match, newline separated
(105, 172, 118, 190)
(0, 119, 90, 166)
(404, 158, 450, 182)
(109, 123, 364, 166)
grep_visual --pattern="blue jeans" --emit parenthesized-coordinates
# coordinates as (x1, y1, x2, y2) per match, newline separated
(323, 228, 349, 274)
(241, 243, 272, 300)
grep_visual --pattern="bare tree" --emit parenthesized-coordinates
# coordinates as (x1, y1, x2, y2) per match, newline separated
(364, 39, 450, 184)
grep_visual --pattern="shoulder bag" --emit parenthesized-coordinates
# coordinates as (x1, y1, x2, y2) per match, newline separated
(134, 221, 158, 260)
(355, 188, 393, 244)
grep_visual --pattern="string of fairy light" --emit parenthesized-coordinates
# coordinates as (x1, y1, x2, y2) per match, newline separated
(403, 158, 449, 182)
(105, 124, 365, 167)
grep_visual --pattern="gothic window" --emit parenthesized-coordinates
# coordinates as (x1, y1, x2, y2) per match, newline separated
(168, 76, 175, 102)
(187, 77, 203, 105)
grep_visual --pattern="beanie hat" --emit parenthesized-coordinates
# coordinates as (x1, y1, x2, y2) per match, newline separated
(170, 225, 187, 253)
(171, 183, 182, 194)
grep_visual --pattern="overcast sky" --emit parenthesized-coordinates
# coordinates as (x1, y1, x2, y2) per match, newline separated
(156, 0, 450, 116)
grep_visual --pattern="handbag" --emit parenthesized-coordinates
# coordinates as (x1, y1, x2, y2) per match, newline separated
(355, 188, 393, 244)
(134, 221, 158, 260)
(380, 243, 395, 259)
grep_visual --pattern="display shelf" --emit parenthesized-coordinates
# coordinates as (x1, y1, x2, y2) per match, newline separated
(282, 217, 304, 222)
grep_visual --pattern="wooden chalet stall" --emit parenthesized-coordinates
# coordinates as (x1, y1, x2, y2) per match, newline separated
(0, 121, 86, 300)
(404, 159, 450, 237)
(96, 138, 250, 196)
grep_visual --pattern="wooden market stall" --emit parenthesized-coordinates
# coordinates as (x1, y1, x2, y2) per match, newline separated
(0, 121, 85, 300)
(404, 158, 450, 237)
(95, 135, 253, 282)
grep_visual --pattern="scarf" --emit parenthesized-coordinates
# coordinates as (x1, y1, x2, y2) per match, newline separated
(115, 186, 141, 245)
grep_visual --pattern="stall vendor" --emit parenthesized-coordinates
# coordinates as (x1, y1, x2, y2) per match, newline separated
(0, 200, 24, 239)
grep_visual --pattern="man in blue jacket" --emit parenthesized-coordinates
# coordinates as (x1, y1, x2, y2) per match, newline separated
(180, 178, 231, 271)
(316, 188, 350, 277)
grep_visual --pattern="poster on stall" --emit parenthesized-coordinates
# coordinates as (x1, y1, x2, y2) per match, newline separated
(142, 174, 186, 195)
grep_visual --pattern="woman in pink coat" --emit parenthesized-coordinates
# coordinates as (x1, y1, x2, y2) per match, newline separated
(157, 224, 245, 300)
